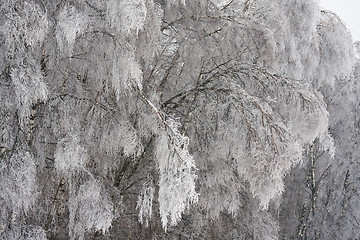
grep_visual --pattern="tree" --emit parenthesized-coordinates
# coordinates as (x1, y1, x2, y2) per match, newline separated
(0, 0, 358, 239)
(279, 10, 360, 240)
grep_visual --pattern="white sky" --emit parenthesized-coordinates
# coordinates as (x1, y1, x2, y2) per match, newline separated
(319, 0, 360, 42)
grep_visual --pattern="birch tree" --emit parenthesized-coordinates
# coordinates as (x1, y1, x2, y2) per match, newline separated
(0, 0, 358, 239)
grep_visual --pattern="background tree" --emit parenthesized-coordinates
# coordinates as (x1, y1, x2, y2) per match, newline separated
(280, 17, 360, 239)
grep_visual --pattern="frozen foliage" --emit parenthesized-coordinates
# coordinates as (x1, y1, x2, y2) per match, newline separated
(238, 141, 303, 210)
(10, 65, 48, 121)
(54, 135, 88, 176)
(0, 151, 38, 213)
(100, 120, 143, 156)
(232, 86, 305, 209)
(111, 54, 143, 98)
(156, 118, 198, 230)
(163, 0, 187, 7)
(56, 5, 88, 54)
(217, 79, 333, 209)
(288, 88, 334, 151)
(0, 151, 38, 236)
(134, 0, 163, 62)
(136, 174, 155, 227)
(1, 1, 49, 55)
(355, 41, 360, 59)
(315, 11, 356, 86)
(210, 0, 232, 8)
(107, 0, 147, 34)
(244, 78, 333, 208)
(68, 180, 113, 240)
(247, 205, 280, 240)
(1, 1, 49, 120)
(0, 225, 47, 240)
(198, 157, 243, 219)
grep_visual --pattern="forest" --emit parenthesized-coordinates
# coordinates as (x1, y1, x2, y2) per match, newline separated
(0, 0, 360, 239)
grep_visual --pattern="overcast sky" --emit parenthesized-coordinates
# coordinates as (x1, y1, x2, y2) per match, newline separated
(319, 0, 360, 42)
